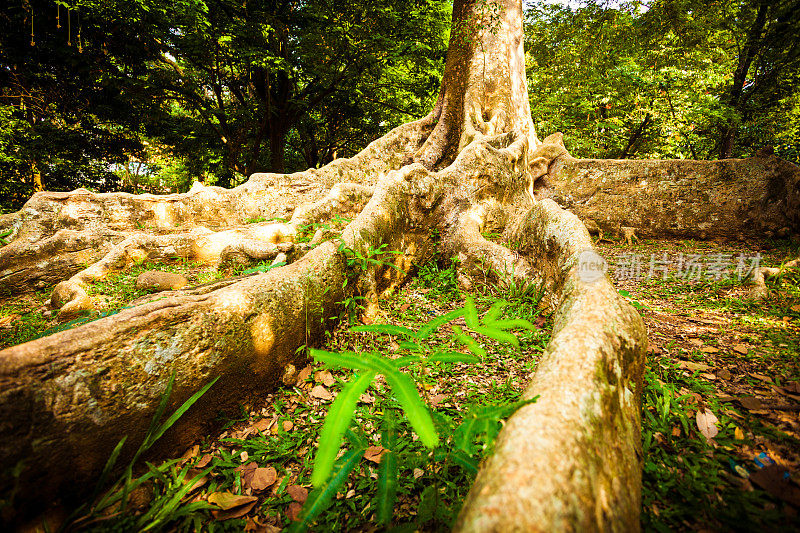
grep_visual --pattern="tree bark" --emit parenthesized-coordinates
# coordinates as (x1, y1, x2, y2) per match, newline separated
(0, 0, 796, 529)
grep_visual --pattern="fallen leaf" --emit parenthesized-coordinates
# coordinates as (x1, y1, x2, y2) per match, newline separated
(250, 467, 277, 491)
(283, 420, 294, 432)
(748, 372, 772, 384)
(181, 444, 200, 461)
(732, 344, 749, 355)
(0, 314, 19, 328)
(738, 396, 764, 410)
(700, 346, 720, 354)
(286, 501, 303, 522)
(240, 451, 249, 463)
(749, 465, 800, 506)
(183, 468, 209, 493)
(235, 462, 258, 487)
(359, 393, 375, 404)
(782, 382, 800, 394)
(389, 340, 400, 352)
(346, 488, 356, 499)
(314, 370, 336, 387)
(534, 316, 546, 328)
(208, 492, 258, 510)
(429, 393, 448, 407)
(734, 427, 745, 440)
(696, 409, 719, 441)
(413, 468, 424, 479)
(286, 485, 308, 503)
(310, 385, 333, 400)
(364, 445, 386, 464)
(671, 426, 681, 437)
(297, 366, 314, 382)
(716, 369, 733, 380)
(792, 304, 800, 312)
(399, 303, 410, 312)
(251, 418, 274, 434)
(211, 499, 257, 521)
(688, 338, 703, 347)
(679, 361, 711, 372)
(196, 454, 212, 468)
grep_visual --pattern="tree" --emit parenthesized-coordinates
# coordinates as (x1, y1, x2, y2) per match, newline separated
(0, 0, 798, 529)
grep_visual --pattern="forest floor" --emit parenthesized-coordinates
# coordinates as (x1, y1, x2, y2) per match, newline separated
(1, 235, 799, 531)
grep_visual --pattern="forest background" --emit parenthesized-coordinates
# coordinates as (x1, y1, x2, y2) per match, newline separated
(1, 0, 798, 213)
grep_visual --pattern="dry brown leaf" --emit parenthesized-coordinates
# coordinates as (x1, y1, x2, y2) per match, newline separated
(235, 462, 258, 487)
(196, 453, 213, 468)
(282, 420, 294, 432)
(240, 451, 249, 463)
(699, 346, 720, 354)
(286, 501, 303, 522)
(748, 372, 772, 383)
(399, 303, 410, 312)
(782, 382, 800, 394)
(310, 385, 333, 400)
(413, 468, 424, 479)
(250, 467, 277, 491)
(749, 465, 800, 506)
(181, 444, 200, 461)
(250, 418, 275, 434)
(183, 468, 209, 493)
(732, 344, 749, 355)
(671, 426, 681, 437)
(716, 369, 733, 380)
(359, 393, 375, 404)
(429, 394, 448, 407)
(0, 314, 19, 328)
(364, 445, 386, 464)
(297, 366, 314, 382)
(286, 485, 309, 503)
(679, 361, 711, 372)
(211, 499, 258, 521)
(208, 492, 258, 510)
(738, 396, 764, 410)
(791, 304, 800, 312)
(314, 370, 336, 387)
(696, 409, 719, 441)
(734, 427, 745, 440)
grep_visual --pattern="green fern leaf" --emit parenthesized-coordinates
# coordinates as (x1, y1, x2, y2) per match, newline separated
(311, 372, 376, 487)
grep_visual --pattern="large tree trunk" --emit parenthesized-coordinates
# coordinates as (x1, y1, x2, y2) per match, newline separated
(0, 0, 796, 528)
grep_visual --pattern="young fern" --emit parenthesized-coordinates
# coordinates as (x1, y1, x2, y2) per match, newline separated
(295, 297, 540, 530)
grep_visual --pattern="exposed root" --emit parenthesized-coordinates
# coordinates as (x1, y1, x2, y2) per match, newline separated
(749, 257, 800, 300)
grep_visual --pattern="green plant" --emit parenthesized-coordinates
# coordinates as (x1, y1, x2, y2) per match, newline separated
(290, 297, 538, 531)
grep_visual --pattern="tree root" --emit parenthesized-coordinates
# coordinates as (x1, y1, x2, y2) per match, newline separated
(455, 199, 647, 532)
(749, 257, 800, 300)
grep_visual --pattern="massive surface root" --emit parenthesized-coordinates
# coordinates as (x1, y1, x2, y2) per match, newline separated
(2, 0, 797, 528)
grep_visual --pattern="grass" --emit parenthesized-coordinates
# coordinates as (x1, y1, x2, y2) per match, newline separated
(598, 238, 800, 530)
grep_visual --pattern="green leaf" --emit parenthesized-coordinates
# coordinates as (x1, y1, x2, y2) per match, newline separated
(484, 318, 537, 331)
(350, 324, 417, 338)
(148, 376, 220, 448)
(451, 325, 487, 358)
(381, 365, 439, 449)
(376, 449, 398, 525)
(449, 448, 479, 475)
(428, 351, 480, 364)
(464, 297, 479, 329)
(471, 325, 520, 348)
(311, 372, 376, 487)
(376, 414, 398, 526)
(290, 447, 365, 532)
(415, 308, 465, 340)
(89, 436, 127, 503)
(484, 300, 509, 323)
